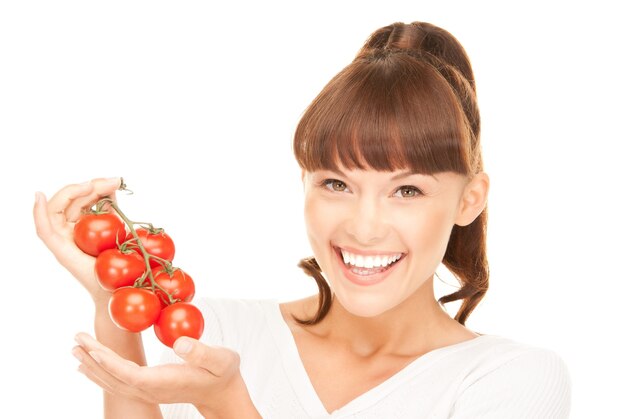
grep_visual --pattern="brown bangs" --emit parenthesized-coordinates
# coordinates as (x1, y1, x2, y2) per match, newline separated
(293, 51, 473, 176)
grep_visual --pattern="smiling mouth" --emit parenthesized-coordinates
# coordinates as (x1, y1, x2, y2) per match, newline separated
(333, 246, 406, 276)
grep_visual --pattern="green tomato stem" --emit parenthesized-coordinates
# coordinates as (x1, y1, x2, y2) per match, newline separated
(98, 196, 176, 303)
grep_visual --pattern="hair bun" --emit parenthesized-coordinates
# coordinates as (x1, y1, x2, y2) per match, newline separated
(358, 21, 475, 91)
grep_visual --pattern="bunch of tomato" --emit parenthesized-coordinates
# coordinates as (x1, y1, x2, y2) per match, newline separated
(73, 196, 204, 348)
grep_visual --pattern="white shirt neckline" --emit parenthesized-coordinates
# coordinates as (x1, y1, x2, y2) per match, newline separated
(261, 299, 494, 418)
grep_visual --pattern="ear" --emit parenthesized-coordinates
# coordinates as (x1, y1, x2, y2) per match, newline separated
(454, 172, 489, 227)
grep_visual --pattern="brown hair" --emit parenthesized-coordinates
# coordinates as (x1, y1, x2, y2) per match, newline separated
(292, 21, 488, 326)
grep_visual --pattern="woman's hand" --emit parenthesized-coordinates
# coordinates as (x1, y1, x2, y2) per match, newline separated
(73, 333, 262, 419)
(33, 177, 123, 302)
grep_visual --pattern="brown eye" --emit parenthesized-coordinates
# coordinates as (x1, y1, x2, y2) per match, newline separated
(331, 180, 346, 191)
(394, 186, 422, 198)
(321, 179, 347, 192)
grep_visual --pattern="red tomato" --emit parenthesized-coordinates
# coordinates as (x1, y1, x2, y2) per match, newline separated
(108, 287, 161, 332)
(154, 302, 204, 348)
(95, 249, 147, 291)
(74, 213, 126, 256)
(127, 228, 175, 268)
(151, 267, 195, 308)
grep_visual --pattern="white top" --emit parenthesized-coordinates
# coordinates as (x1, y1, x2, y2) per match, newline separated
(159, 298, 571, 418)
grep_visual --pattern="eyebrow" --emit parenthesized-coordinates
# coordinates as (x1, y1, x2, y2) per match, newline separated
(330, 169, 439, 182)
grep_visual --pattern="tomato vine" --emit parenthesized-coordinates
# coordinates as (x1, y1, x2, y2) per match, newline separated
(96, 196, 180, 306)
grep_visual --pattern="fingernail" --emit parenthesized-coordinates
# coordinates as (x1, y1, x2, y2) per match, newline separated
(72, 348, 83, 362)
(174, 338, 192, 355)
(34, 191, 42, 203)
(89, 351, 102, 363)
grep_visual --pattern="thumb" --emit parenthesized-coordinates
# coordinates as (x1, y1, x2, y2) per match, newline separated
(174, 337, 241, 377)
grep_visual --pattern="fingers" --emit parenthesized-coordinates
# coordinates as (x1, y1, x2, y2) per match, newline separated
(75, 333, 169, 389)
(65, 177, 122, 222)
(46, 182, 95, 217)
(33, 191, 71, 251)
(174, 337, 241, 377)
(73, 340, 200, 404)
(73, 334, 152, 400)
(35, 178, 123, 259)
(34, 184, 90, 244)
(35, 178, 122, 241)
(72, 344, 149, 402)
(73, 346, 117, 394)
(33, 192, 53, 241)
(75, 332, 132, 361)
(72, 333, 235, 407)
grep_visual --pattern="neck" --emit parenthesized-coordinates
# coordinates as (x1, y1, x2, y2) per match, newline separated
(310, 277, 458, 358)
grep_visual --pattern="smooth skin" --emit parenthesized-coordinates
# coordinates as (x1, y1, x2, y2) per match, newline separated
(33, 178, 260, 419)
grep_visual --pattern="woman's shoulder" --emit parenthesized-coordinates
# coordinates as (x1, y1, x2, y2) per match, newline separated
(457, 333, 570, 380)
(447, 334, 572, 417)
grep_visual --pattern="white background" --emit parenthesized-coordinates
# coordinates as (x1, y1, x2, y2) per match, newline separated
(1, 1, 624, 417)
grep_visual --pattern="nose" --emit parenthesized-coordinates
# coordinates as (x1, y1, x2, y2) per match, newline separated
(344, 197, 390, 245)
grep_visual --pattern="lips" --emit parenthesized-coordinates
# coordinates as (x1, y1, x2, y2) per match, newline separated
(333, 245, 406, 286)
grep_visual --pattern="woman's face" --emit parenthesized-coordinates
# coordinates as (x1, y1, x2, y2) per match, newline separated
(302, 164, 473, 318)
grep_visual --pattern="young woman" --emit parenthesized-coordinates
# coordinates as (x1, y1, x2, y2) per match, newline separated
(34, 21, 571, 418)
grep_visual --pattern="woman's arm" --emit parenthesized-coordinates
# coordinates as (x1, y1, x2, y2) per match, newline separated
(36, 179, 260, 418)
(92, 298, 163, 418)
(34, 178, 162, 418)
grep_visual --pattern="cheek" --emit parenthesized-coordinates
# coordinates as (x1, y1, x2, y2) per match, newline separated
(303, 196, 343, 278)
(399, 205, 456, 263)
(303, 195, 335, 246)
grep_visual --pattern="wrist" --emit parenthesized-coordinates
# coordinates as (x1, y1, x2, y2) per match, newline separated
(194, 376, 261, 419)
(91, 288, 112, 307)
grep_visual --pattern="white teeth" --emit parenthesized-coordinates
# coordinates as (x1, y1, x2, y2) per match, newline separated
(381, 255, 390, 266)
(339, 248, 403, 268)
(373, 255, 382, 267)
(356, 255, 365, 267)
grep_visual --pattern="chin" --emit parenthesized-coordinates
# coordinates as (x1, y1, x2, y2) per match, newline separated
(334, 293, 396, 318)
